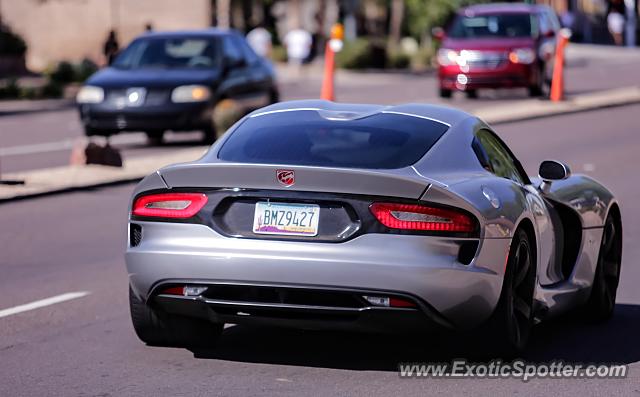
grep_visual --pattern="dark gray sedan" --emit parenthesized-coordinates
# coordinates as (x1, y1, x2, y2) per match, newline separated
(77, 29, 279, 144)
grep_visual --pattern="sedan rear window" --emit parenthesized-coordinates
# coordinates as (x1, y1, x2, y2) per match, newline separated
(217, 111, 449, 169)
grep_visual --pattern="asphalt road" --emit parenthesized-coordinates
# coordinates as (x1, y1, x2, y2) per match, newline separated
(1, 44, 640, 174)
(1, 102, 639, 396)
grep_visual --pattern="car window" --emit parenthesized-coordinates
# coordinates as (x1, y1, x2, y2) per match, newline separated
(448, 12, 536, 38)
(538, 10, 559, 36)
(218, 111, 449, 169)
(475, 129, 525, 184)
(112, 37, 218, 69)
(222, 36, 244, 65)
(538, 12, 551, 35)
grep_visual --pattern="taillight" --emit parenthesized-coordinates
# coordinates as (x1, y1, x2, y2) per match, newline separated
(369, 202, 475, 233)
(132, 193, 208, 218)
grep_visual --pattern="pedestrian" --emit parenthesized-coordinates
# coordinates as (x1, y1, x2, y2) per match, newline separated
(246, 24, 272, 58)
(145, 23, 153, 33)
(103, 30, 119, 65)
(283, 27, 312, 79)
(607, 0, 626, 46)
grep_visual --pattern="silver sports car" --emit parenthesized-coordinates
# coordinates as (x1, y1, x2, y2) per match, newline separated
(126, 100, 622, 354)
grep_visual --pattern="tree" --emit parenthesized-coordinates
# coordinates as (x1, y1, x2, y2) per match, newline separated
(404, 0, 491, 45)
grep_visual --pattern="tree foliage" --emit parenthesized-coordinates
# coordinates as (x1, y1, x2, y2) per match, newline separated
(404, 0, 491, 41)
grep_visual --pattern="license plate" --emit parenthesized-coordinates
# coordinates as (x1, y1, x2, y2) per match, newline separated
(253, 202, 320, 236)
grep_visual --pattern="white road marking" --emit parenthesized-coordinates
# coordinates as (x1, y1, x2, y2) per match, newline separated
(583, 163, 596, 172)
(0, 291, 91, 319)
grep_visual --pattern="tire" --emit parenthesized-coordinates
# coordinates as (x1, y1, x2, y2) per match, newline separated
(439, 88, 452, 99)
(202, 123, 217, 145)
(465, 89, 478, 99)
(528, 84, 543, 97)
(583, 214, 622, 322)
(84, 126, 111, 137)
(145, 130, 165, 146)
(484, 229, 536, 357)
(129, 286, 223, 348)
(269, 87, 280, 104)
(528, 64, 548, 98)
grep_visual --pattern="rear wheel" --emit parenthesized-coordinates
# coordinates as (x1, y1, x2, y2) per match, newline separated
(484, 229, 536, 356)
(583, 214, 622, 322)
(129, 286, 223, 348)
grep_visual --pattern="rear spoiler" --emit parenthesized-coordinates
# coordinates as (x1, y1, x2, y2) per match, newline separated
(158, 162, 430, 199)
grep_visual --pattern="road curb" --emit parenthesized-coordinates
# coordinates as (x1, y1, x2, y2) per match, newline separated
(475, 86, 640, 125)
(0, 99, 75, 117)
(0, 148, 208, 203)
(1, 86, 639, 203)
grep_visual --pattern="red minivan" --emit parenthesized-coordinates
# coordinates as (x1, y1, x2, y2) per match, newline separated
(435, 3, 560, 98)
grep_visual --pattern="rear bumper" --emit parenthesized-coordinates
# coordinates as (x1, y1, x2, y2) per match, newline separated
(152, 284, 450, 333)
(126, 221, 510, 330)
(78, 102, 213, 135)
(439, 63, 537, 90)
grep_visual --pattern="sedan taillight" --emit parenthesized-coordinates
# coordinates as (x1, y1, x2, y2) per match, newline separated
(369, 202, 475, 233)
(132, 193, 208, 218)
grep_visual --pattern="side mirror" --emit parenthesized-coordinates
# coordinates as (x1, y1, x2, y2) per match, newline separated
(539, 160, 571, 181)
(431, 27, 445, 41)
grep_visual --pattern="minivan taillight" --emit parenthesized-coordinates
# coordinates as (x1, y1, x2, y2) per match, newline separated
(370, 202, 475, 232)
(132, 193, 208, 218)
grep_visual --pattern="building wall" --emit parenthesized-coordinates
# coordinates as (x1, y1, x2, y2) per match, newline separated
(0, 0, 212, 71)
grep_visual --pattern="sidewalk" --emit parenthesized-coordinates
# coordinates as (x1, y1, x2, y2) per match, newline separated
(0, 98, 74, 116)
(1, 84, 640, 202)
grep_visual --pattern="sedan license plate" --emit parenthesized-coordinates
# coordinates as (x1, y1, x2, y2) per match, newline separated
(253, 202, 320, 236)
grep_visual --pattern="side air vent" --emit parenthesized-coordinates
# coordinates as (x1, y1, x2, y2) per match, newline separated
(130, 224, 143, 247)
(458, 241, 479, 265)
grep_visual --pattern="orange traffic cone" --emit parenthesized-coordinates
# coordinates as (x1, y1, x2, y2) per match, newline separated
(320, 42, 336, 101)
(550, 29, 572, 102)
(320, 23, 344, 101)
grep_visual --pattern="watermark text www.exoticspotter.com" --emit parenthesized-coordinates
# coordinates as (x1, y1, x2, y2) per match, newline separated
(398, 359, 627, 382)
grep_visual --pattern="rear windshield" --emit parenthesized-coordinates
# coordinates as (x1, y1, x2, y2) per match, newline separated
(113, 37, 219, 69)
(448, 13, 535, 39)
(217, 111, 449, 169)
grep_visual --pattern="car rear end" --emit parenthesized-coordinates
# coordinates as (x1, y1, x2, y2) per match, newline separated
(125, 108, 504, 334)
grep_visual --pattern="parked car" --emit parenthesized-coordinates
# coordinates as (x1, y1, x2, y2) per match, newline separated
(126, 100, 622, 355)
(434, 3, 560, 98)
(76, 29, 279, 144)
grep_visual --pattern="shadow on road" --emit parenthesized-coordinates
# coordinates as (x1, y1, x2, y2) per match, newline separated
(191, 304, 640, 371)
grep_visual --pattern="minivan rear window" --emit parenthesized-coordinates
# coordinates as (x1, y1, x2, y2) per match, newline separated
(217, 110, 449, 169)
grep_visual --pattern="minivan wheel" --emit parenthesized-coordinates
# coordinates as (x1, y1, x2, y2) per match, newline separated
(439, 88, 452, 98)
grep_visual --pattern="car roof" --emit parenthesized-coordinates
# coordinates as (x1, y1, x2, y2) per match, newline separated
(247, 100, 474, 129)
(460, 2, 546, 15)
(137, 28, 239, 40)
